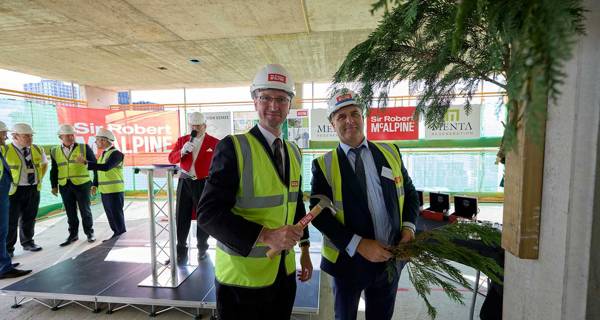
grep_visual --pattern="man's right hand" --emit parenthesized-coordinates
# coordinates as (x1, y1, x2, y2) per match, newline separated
(181, 142, 194, 155)
(357, 238, 393, 263)
(51, 187, 58, 197)
(91, 186, 97, 196)
(258, 225, 303, 252)
(75, 155, 86, 164)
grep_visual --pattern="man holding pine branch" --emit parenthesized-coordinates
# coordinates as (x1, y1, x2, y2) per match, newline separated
(310, 89, 420, 320)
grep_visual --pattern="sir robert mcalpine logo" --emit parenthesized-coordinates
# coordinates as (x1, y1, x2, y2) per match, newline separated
(268, 73, 287, 83)
(291, 180, 299, 187)
(336, 94, 353, 105)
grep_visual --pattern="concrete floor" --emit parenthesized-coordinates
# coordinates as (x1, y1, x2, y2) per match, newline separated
(0, 200, 501, 320)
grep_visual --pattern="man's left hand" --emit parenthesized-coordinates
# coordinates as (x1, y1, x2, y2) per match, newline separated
(297, 247, 313, 282)
(400, 227, 415, 243)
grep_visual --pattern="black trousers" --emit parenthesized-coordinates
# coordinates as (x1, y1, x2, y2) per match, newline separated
(7, 185, 40, 252)
(215, 260, 296, 320)
(332, 266, 401, 320)
(101, 192, 126, 235)
(59, 181, 94, 237)
(175, 178, 209, 254)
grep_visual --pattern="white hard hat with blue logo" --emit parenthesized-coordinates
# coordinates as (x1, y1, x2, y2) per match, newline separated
(327, 89, 363, 119)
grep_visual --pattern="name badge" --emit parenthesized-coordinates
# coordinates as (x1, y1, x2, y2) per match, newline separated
(381, 166, 394, 181)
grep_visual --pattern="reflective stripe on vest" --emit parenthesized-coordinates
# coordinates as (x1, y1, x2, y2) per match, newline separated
(215, 133, 301, 288)
(51, 144, 91, 186)
(97, 148, 124, 194)
(316, 142, 405, 263)
(4, 144, 44, 195)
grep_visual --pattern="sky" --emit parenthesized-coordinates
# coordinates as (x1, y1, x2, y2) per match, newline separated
(0, 69, 42, 91)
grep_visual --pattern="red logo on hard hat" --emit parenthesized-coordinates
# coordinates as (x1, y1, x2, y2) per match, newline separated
(268, 73, 287, 83)
(336, 94, 353, 103)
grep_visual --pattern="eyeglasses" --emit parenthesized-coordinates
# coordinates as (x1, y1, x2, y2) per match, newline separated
(257, 95, 290, 105)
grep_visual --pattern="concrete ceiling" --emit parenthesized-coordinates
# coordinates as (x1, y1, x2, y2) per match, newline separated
(0, 0, 382, 90)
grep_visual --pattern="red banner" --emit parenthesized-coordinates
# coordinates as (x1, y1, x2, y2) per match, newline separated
(57, 107, 180, 166)
(366, 107, 418, 140)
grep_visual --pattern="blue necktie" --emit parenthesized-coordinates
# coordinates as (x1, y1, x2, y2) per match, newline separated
(350, 146, 367, 193)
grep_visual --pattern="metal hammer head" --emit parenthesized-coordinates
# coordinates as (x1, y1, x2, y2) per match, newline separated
(311, 194, 337, 214)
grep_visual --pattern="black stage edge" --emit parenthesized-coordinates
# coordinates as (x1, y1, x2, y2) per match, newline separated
(0, 238, 321, 317)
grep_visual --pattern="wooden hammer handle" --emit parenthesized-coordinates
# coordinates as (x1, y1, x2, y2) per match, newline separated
(265, 204, 325, 259)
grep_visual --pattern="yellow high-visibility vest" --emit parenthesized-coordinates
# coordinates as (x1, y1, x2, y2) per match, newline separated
(317, 142, 405, 263)
(3, 144, 44, 195)
(51, 144, 91, 186)
(97, 148, 124, 194)
(215, 133, 302, 288)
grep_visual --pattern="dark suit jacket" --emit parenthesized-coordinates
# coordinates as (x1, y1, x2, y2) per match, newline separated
(197, 125, 309, 257)
(311, 141, 419, 286)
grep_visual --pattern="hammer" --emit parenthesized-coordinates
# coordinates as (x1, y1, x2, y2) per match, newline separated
(266, 194, 337, 259)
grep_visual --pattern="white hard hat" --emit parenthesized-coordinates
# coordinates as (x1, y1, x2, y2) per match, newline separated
(188, 112, 205, 125)
(57, 124, 76, 135)
(0, 120, 8, 132)
(11, 123, 34, 135)
(250, 64, 295, 98)
(327, 89, 363, 119)
(96, 128, 115, 141)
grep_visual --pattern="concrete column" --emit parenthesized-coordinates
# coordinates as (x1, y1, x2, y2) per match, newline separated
(503, 2, 600, 319)
(80, 85, 118, 108)
(293, 82, 303, 109)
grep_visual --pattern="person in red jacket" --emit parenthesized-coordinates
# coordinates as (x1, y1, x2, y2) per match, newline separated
(168, 112, 219, 263)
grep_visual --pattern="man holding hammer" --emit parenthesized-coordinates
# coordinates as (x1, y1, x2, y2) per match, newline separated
(310, 89, 420, 320)
(197, 64, 312, 320)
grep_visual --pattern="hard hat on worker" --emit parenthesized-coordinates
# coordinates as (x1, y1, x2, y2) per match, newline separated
(57, 124, 76, 135)
(11, 123, 34, 135)
(0, 120, 8, 132)
(96, 128, 115, 141)
(327, 89, 364, 119)
(188, 112, 205, 125)
(250, 64, 295, 98)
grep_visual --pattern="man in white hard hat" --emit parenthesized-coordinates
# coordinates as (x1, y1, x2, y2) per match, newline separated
(76, 128, 126, 242)
(3, 123, 48, 256)
(167, 112, 219, 263)
(309, 89, 419, 320)
(198, 64, 313, 319)
(0, 121, 32, 278)
(50, 124, 97, 246)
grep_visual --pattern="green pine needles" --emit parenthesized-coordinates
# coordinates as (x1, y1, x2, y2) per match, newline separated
(333, 0, 586, 148)
(391, 222, 503, 318)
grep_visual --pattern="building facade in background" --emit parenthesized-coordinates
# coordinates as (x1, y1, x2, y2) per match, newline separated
(23, 80, 79, 101)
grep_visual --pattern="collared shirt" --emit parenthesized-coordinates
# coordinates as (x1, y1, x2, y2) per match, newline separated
(11, 142, 48, 186)
(257, 124, 285, 175)
(61, 143, 75, 158)
(188, 133, 205, 177)
(340, 138, 393, 257)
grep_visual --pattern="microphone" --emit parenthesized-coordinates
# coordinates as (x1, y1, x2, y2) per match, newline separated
(190, 129, 198, 143)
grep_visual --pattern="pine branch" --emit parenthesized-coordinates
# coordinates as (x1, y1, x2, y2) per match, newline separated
(391, 222, 503, 319)
(333, 0, 587, 148)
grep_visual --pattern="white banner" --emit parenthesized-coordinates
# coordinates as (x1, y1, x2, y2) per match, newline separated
(233, 111, 259, 135)
(204, 111, 231, 139)
(425, 105, 481, 139)
(310, 109, 338, 141)
(287, 109, 310, 148)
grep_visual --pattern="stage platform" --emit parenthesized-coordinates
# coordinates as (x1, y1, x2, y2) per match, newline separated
(0, 225, 321, 319)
